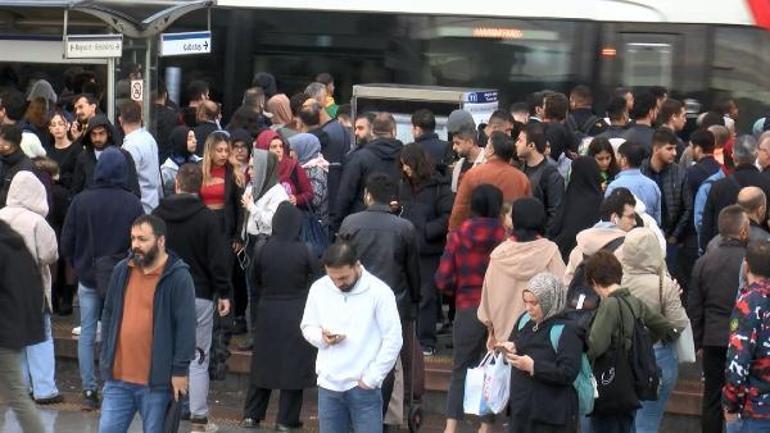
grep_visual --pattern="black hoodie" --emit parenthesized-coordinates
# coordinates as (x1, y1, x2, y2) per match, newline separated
(333, 137, 403, 228)
(70, 114, 141, 198)
(153, 194, 231, 300)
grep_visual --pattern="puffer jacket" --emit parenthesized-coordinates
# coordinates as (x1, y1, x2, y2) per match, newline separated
(479, 237, 566, 342)
(0, 171, 58, 311)
(621, 228, 689, 333)
(640, 159, 693, 241)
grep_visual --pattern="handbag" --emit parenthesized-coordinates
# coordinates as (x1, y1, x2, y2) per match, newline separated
(592, 298, 641, 415)
(300, 203, 329, 258)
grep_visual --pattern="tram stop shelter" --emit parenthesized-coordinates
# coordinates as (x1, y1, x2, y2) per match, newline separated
(0, 0, 213, 131)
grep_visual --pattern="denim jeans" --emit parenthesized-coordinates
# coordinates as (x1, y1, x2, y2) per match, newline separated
(318, 386, 383, 433)
(634, 342, 678, 433)
(98, 380, 171, 433)
(78, 283, 103, 392)
(0, 347, 44, 433)
(741, 419, 770, 433)
(189, 298, 214, 419)
(20, 313, 59, 399)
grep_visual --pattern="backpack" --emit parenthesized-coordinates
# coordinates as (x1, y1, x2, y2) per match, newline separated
(567, 236, 625, 314)
(567, 113, 607, 156)
(517, 313, 596, 416)
(618, 296, 661, 401)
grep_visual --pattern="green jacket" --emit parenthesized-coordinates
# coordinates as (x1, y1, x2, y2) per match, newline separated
(587, 288, 672, 360)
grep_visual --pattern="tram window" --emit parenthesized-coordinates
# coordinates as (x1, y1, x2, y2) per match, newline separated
(622, 42, 673, 89)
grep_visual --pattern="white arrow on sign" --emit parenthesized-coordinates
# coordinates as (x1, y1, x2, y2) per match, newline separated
(160, 31, 212, 57)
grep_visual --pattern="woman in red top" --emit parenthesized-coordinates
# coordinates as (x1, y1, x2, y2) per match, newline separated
(254, 130, 313, 208)
(200, 131, 246, 245)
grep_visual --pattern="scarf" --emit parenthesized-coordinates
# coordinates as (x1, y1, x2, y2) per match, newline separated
(255, 129, 296, 184)
(525, 272, 567, 330)
(266, 94, 293, 127)
(169, 125, 196, 166)
(288, 133, 321, 164)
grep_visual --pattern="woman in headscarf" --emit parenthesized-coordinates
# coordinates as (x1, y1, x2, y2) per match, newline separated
(160, 125, 201, 197)
(241, 202, 319, 430)
(620, 228, 688, 433)
(500, 272, 583, 433)
(267, 94, 298, 140)
(480, 198, 566, 351)
(255, 130, 314, 208)
(552, 156, 604, 261)
(436, 184, 506, 433)
(288, 133, 329, 222)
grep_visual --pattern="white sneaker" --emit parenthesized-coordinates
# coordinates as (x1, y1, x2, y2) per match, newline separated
(72, 322, 102, 342)
(71, 326, 81, 336)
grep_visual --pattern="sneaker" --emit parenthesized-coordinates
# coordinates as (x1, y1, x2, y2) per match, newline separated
(422, 346, 436, 356)
(82, 389, 99, 411)
(71, 326, 81, 336)
(35, 394, 64, 405)
(191, 418, 218, 433)
(240, 418, 260, 429)
(276, 422, 303, 432)
(72, 322, 102, 341)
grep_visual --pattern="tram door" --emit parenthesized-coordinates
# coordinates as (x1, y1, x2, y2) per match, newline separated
(620, 33, 677, 90)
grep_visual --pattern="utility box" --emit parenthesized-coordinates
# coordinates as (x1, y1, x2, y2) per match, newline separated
(351, 84, 499, 144)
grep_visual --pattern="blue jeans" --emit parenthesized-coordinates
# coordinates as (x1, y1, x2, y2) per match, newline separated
(98, 380, 171, 433)
(741, 419, 770, 433)
(20, 313, 59, 399)
(78, 283, 102, 392)
(318, 386, 383, 433)
(634, 342, 678, 433)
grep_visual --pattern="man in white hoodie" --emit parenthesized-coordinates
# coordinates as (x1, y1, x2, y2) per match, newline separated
(301, 241, 403, 433)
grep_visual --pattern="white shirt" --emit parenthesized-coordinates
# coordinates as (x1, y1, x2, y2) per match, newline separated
(300, 267, 403, 391)
(122, 128, 161, 213)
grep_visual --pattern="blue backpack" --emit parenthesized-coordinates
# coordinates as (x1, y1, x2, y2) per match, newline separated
(517, 313, 595, 416)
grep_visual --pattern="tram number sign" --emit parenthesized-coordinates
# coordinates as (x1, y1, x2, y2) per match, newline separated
(65, 34, 123, 59)
(130, 80, 143, 102)
(160, 31, 212, 57)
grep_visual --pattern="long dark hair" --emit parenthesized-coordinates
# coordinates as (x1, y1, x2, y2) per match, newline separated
(399, 143, 434, 187)
(587, 137, 620, 178)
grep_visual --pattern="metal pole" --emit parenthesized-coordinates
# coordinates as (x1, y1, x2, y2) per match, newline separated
(107, 57, 115, 122)
(62, 9, 68, 59)
(143, 37, 152, 130)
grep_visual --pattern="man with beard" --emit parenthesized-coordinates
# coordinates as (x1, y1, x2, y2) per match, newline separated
(98, 214, 196, 433)
(353, 111, 375, 152)
(61, 147, 144, 411)
(70, 94, 98, 141)
(70, 114, 140, 197)
(301, 241, 402, 433)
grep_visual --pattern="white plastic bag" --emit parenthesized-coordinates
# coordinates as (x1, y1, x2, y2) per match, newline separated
(463, 352, 493, 416)
(675, 321, 696, 364)
(482, 352, 512, 414)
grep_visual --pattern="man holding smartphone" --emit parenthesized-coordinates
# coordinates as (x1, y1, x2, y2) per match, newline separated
(301, 241, 403, 433)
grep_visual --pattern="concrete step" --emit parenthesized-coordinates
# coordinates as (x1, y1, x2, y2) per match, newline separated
(52, 321, 704, 417)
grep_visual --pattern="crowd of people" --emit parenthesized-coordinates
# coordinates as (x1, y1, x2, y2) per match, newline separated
(1, 68, 770, 433)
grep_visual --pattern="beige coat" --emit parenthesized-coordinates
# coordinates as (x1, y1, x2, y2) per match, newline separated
(0, 171, 58, 311)
(621, 227, 689, 332)
(564, 222, 627, 285)
(479, 237, 566, 342)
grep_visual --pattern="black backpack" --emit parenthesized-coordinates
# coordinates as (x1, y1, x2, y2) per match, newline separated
(618, 296, 661, 401)
(567, 237, 625, 310)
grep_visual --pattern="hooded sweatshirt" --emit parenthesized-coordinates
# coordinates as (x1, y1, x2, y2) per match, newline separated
(153, 194, 231, 300)
(61, 147, 145, 288)
(564, 221, 627, 285)
(300, 267, 403, 391)
(0, 171, 58, 310)
(479, 237, 566, 342)
(621, 228, 689, 334)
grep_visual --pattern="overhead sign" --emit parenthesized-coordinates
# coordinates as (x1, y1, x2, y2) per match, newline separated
(65, 34, 123, 59)
(160, 31, 211, 57)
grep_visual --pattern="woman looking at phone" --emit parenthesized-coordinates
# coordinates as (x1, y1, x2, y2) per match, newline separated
(499, 272, 583, 433)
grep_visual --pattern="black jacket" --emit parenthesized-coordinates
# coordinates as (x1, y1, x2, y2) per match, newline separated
(688, 237, 746, 349)
(0, 220, 45, 350)
(523, 158, 565, 237)
(153, 194, 231, 301)
(153, 103, 180, 163)
(397, 175, 454, 256)
(333, 137, 403, 229)
(641, 159, 693, 241)
(509, 313, 582, 432)
(414, 132, 452, 175)
(567, 107, 607, 136)
(61, 148, 145, 288)
(0, 149, 39, 207)
(622, 124, 655, 158)
(216, 164, 245, 242)
(544, 122, 578, 161)
(70, 115, 140, 198)
(701, 165, 770, 251)
(194, 122, 219, 156)
(338, 203, 421, 319)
